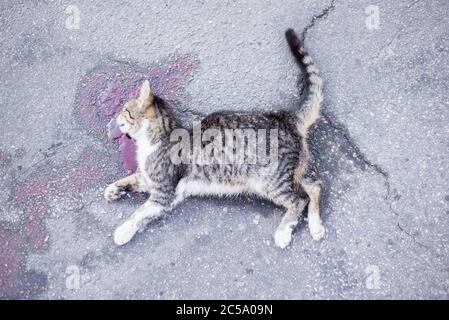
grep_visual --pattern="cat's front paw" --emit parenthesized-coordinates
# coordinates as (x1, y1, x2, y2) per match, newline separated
(310, 223, 326, 241)
(274, 227, 293, 249)
(113, 220, 138, 246)
(104, 183, 125, 202)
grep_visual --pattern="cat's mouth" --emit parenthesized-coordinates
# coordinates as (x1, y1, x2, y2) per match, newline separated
(107, 118, 131, 140)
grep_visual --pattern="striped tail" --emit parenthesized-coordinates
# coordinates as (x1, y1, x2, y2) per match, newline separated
(285, 28, 323, 137)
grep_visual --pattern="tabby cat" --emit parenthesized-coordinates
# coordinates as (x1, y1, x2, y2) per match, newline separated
(104, 28, 325, 248)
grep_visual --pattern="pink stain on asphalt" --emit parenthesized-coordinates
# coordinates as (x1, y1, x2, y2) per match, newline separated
(68, 165, 105, 193)
(0, 55, 199, 298)
(24, 204, 48, 250)
(15, 180, 49, 204)
(0, 229, 24, 296)
(77, 55, 199, 173)
(0, 151, 112, 297)
(119, 136, 138, 174)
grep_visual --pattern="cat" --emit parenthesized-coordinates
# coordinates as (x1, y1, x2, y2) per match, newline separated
(104, 28, 325, 248)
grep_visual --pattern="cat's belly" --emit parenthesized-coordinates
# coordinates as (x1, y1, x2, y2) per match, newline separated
(178, 178, 265, 198)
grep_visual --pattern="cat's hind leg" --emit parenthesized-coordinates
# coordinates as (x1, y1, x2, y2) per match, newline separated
(266, 184, 309, 248)
(104, 173, 145, 201)
(301, 179, 325, 241)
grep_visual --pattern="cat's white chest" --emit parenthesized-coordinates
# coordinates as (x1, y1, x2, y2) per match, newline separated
(136, 139, 160, 171)
(135, 139, 160, 189)
(132, 120, 160, 188)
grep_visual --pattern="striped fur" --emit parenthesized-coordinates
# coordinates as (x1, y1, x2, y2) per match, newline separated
(104, 29, 326, 248)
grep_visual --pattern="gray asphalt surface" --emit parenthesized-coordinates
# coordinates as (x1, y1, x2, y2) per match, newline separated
(0, 0, 448, 299)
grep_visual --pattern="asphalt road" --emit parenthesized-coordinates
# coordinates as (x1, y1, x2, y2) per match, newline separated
(0, 0, 448, 299)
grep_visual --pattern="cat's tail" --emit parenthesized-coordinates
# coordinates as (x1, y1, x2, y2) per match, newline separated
(285, 28, 323, 137)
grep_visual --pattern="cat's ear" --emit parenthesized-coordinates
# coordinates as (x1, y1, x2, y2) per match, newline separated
(138, 80, 153, 101)
(138, 79, 157, 118)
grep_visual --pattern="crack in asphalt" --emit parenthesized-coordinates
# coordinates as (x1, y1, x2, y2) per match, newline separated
(397, 221, 448, 272)
(396, 222, 429, 249)
(301, 0, 336, 42)
(321, 112, 448, 272)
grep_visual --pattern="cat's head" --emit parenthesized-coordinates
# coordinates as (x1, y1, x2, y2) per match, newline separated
(110, 80, 161, 139)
